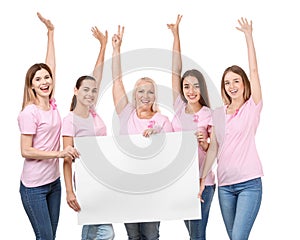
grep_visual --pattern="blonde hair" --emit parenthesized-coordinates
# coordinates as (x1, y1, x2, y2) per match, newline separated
(132, 77, 160, 112)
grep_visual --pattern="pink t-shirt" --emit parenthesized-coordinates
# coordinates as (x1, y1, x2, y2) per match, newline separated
(119, 104, 173, 135)
(213, 96, 264, 186)
(172, 96, 215, 185)
(61, 111, 106, 137)
(17, 103, 61, 187)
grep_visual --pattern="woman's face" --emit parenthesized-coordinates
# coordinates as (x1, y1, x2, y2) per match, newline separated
(75, 79, 97, 107)
(182, 76, 201, 104)
(31, 68, 53, 98)
(224, 71, 244, 101)
(135, 80, 155, 110)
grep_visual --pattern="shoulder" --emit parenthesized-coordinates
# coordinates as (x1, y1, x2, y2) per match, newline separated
(201, 106, 212, 115)
(18, 104, 37, 118)
(154, 112, 171, 122)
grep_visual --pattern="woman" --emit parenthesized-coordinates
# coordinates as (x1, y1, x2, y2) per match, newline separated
(167, 15, 215, 240)
(112, 25, 173, 240)
(18, 12, 79, 240)
(62, 26, 114, 240)
(199, 18, 263, 240)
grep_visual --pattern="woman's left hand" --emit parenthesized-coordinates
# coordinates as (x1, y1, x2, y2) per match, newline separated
(143, 128, 157, 137)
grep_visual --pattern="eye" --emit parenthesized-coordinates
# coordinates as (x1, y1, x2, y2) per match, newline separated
(92, 89, 97, 94)
(183, 85, 189, 89)
(45, 75, 50, 79)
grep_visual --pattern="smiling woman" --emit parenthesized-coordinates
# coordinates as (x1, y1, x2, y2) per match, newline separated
(17, 12, 79, 240)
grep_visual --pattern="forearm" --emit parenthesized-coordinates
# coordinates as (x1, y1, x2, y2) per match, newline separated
(245, 32, 262, 103)
(63, 160, 74, 194)
(45, 30, 55, 76)
(201, 128, 218, 178)
(21, 147, 60, 160)
(171, 33, 182, 101)
(93, 44, 107, 84)
(112, 48, 127, 113)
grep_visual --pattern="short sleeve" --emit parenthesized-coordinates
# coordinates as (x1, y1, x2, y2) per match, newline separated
(17, 105, 38, 134)
(61, 114, 75, 137)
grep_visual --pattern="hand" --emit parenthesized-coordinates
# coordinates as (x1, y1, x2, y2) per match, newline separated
(66, 191, 81, 212)
(112, 25, 124, 50)
(92, 26, 108, 47)
(195, 129, 208, 151)
(143, 128, 158, 137)
(37, 12, 54, 31)
(58, 145, 80, 159)
(167, 14, 182, 36)
(236, 17, 252, 36)
(198, 178, 206, 203)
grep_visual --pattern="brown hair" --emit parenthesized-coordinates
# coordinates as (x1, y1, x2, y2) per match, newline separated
(221, 65, 251, 105)
(21, 63, 53, 110)
(181, 69, 211, 108)
(70, 75, 96, 111)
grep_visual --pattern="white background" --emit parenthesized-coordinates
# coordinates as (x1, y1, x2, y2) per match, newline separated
(1, 0, 299, 239)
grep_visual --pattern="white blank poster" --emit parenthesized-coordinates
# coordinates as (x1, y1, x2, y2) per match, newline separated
(74, 131, 201, 224)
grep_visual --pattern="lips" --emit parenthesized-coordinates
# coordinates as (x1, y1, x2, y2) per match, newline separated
(40, 86, 50, 92)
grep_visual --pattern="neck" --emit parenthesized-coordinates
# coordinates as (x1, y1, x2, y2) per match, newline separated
(136, 107, 155, 119)
(229, 98, 245, 109)
(186, 102, 202, 114)
(35, 97, 50, 110)
(73, 104, 90, 118)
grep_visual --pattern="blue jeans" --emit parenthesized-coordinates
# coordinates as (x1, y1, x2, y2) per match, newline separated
(124, 222, 160, 240)
(184, 185, 215, 240)
(82, 224, 115, 240)
(19, 178, 61, 240)
(218, 178, 262, 240)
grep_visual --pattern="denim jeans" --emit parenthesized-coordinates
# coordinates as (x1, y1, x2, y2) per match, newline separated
(218, 178, 262, 240)
(82, 224, 115, 240)
(19, 178, 61, 240)
(124, 222, 160, 240)
(184, 185, 215, 240)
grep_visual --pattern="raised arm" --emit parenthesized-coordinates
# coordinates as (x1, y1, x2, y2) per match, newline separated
(37, 12, 56, 86)
(236, 17, 262, 104)
(167, 14, 183, 104)
(112, 25, 128, 114)
(91, 26, 108, 103)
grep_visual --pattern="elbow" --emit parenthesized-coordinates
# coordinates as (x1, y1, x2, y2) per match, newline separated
(21, 149, 30, 159)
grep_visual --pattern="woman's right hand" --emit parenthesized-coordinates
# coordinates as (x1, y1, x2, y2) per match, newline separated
(198, 177, 206, 203)
(66, 191, 81, 212)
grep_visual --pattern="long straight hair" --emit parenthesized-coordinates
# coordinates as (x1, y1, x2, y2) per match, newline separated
(181, 69, 211, 108)
(221, 65, 251, 105)
(21, 63, 53, 110)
